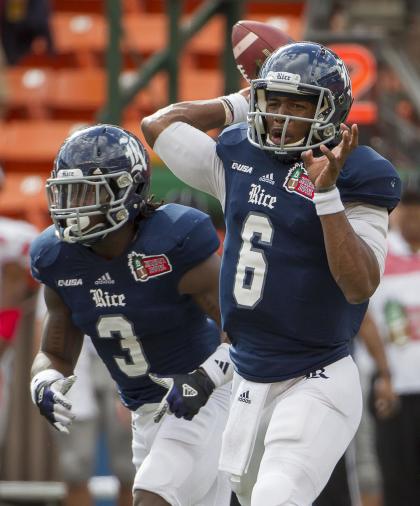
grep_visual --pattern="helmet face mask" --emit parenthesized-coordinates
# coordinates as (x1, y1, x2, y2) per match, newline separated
(48, 125, 150, 245)
(247, 42, 353, 156)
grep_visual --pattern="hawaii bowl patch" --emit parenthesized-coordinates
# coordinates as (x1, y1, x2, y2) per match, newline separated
(283, 162, 314, 201)
(128, 251, 172, 282)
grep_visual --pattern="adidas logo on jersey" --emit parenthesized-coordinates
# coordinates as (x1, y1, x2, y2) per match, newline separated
(238, 390, 251, 404)
(95, 272, 115, 285)
(182, 383, 198, 397)
(215, 360, 230, 375)
(259, 173, 275, 185)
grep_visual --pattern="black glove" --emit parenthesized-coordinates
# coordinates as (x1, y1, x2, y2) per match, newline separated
(149, 368, 215, 422)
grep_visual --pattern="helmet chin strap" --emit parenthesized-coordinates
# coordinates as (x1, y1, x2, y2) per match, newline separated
(63, 216, 106, 244)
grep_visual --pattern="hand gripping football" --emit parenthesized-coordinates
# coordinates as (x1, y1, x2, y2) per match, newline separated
(232, 20, 294, 82)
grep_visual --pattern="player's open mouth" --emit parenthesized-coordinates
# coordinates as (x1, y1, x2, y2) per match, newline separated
(270, 128, 290, 145)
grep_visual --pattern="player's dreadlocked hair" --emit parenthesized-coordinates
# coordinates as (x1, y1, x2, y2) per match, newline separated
(136, 195, 164, 220)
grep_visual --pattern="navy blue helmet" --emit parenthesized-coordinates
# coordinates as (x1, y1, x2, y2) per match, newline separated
(47, 124, 151, 244)
(247, 41, 353, 155)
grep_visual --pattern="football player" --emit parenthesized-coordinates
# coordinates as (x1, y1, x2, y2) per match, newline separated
(29, 125, 233, 506)
(141, 42, 401, 506)
(0, 166, 39, 465)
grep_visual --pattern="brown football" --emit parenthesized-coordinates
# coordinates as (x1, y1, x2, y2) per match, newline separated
(232, 20, 294, 82)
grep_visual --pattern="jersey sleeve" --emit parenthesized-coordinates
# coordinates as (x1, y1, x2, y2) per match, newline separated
(167, 207, 220, 281)
(338, 146, 401, 210)
(30, 235, 46, 284)
(154, 122, 226, 205)
(345, 203, 389, 276)
(29, 227, 60, 287)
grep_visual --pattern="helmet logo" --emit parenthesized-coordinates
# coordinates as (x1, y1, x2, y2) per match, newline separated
(336, 58, 351, 89)
(124, 137, 147, 173)
(266, 71, 301, 83)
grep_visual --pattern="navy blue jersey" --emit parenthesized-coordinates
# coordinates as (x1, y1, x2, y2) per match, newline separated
(30, 204, 220, 410)
(216, 124, 401, 382)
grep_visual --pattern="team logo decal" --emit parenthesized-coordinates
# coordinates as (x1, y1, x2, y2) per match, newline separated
(128, 251, 172, 282)
(283, 162, 314, 201)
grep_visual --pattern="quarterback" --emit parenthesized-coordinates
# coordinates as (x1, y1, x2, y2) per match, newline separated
(141, 42, 401, 505)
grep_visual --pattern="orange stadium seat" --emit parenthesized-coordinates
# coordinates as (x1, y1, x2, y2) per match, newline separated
(0, 173, 49, 230)
(186, 15, 225, 69)
(51, 0, 141, 14)
(245, 1, 305, 17)
(123, 14, 167, 58)
(122, 72, 167, 118)
(0, 120, 88, 173)
(50, 0, 104, 14)
(18, 12, 106, 68)
(246, 14, 303, 41)
(48, 68, 105, 120)
(51, 12, 106, 67)
(48, 68, 167, 122)
(140, 0, 211, 15)
(0, 119, 160, 175)
(178, 69, 224, 101)
(5, 68, 54, 119)
(22, 9, 154, 68)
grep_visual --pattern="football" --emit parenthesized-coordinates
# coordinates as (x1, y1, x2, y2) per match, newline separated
(232, 20, 294, 82)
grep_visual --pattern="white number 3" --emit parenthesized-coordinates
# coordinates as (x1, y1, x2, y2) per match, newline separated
(97, 315, 149, 377)
(233, 213, 273, 308)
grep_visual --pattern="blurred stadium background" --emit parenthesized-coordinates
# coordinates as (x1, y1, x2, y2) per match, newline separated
(0, 0, 419, 504)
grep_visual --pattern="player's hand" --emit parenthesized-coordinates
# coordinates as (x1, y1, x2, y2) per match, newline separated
(374, 374, 400, 419)
(149, 369, 215, 423)
(33, 375, 77, 434)
(301, 124, 358, 191)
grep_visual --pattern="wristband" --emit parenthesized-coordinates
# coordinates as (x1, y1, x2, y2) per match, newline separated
(220, 93, 249, 126)
(30, 369, 64, 403)
(313, 186, 344, 216)
(200, 343, 233, 388)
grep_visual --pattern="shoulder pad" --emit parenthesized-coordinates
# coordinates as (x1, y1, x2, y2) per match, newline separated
(139, 204, 219, 277)
(148, 204, 213, 245)
(338, 146, 401, 210)
(217, 123, 248, 146)
(30, 226, 62, 280)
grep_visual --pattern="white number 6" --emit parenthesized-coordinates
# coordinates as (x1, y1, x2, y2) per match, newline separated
(233, 213, 273, 308)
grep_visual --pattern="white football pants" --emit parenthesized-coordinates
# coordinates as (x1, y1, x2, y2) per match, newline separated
(228, 355, 363, 506)
(132, 382, 232, 506)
